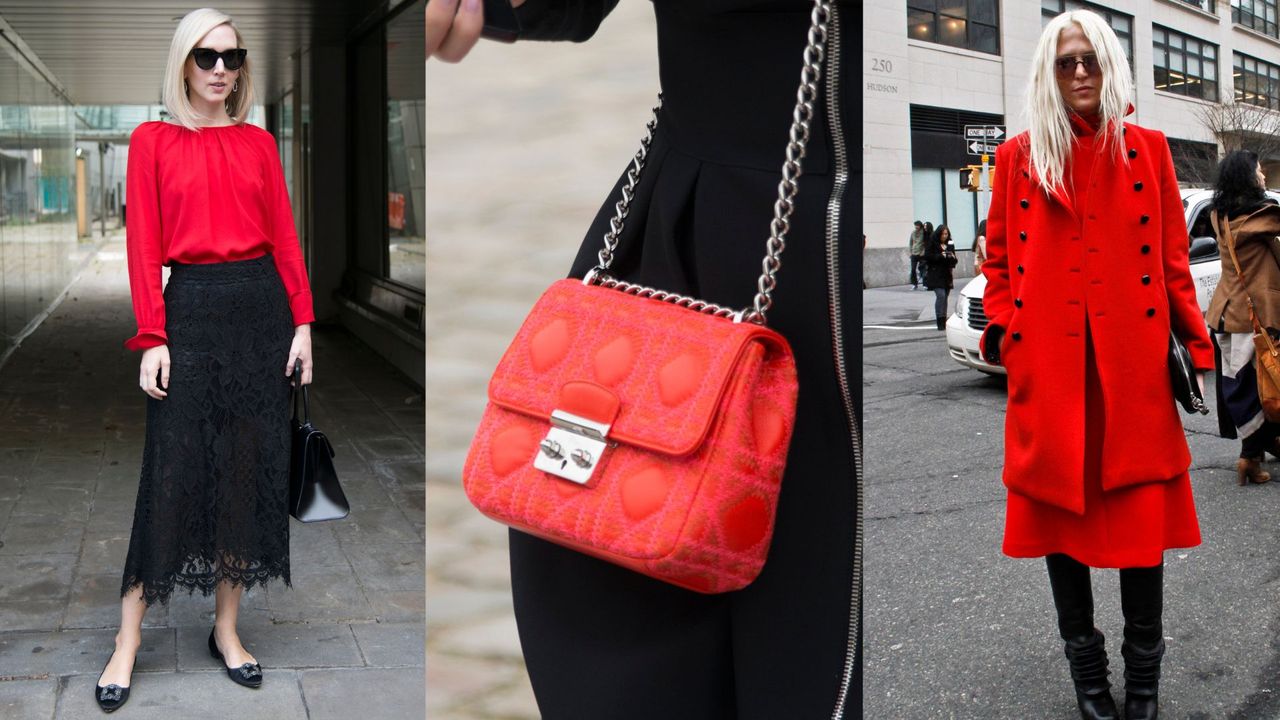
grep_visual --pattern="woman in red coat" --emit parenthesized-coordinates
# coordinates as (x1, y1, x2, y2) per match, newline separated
(980, 10, 1212, 720)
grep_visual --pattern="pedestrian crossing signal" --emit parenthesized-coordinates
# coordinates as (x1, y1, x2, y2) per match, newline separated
(959, 165, 990, 192)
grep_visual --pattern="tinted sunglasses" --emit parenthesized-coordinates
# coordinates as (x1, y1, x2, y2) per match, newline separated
(1054, 54, 1100, 79)
(190, 48, 247, 71)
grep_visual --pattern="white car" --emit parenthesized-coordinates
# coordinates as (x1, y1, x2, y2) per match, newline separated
(945, 188, 1276, 374)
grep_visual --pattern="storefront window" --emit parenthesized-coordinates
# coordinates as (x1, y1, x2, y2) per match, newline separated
(386, 0, 425, 291)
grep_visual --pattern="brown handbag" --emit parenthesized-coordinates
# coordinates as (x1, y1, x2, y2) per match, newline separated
(1215, 211, 1280, 421)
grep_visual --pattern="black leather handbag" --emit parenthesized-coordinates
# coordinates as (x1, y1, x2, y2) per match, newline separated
(289, 364, 350, 522)
(1169, 332, 1209, 415)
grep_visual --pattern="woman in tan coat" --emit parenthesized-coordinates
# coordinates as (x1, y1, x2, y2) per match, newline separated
(1207, 149, 1280, 484)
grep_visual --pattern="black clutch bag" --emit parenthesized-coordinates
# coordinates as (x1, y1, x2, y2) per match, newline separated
(1169, 332, 1209, 415)
(289, 364, 351, 522)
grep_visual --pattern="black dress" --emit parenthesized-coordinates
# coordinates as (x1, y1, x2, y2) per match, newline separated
(507, 1, 858, 717)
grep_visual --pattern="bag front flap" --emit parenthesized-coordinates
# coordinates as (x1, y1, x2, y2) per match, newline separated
(487, 279, 788, 457)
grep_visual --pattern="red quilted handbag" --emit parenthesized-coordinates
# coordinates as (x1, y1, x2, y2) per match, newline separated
(463, 2, 832, 593)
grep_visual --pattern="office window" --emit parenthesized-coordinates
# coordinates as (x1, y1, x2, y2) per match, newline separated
(1042, 1, 1134, 70)
(1181, 0, 1216, 11)
(1167, 138, 1218, 186)
(1235, 52, 1280, 109)
(907, 0, 1000, 55)
(1235, 0, 1279, 37)
(1153, 26, 1218, 101)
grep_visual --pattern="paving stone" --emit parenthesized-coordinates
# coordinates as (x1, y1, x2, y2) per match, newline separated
(330, 474, 396, 511)
(10, 485, 93, 520)
(0, 513, 86, 556)
(351, 622, 425, 668)
(63, 573, 129, 630)
(300, 667, 425, 720)
(0, 678, 56, 719)
(176, 623, 363, 671)
(332, 505, 421, 546)
(352, 435, 423, 463)
(287, 521, 350, 572)
(0, 556, 75, 606)
(77, 534, 129, 571)
(0, 600, 67, 634)
(266, 567, 374, 624)
(0, 627, 174, 676)
(0, 475, 23, 502)
(346, 542, 424, 595)
(165, 595, 269, 629)
(58, 668, 309, 719)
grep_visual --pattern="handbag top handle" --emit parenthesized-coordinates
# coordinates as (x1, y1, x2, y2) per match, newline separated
(291, 360, 311, 426)
(584, 0, 834, 327)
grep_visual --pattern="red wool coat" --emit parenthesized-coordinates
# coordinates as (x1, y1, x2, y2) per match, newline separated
(981, 122, 1214, 515)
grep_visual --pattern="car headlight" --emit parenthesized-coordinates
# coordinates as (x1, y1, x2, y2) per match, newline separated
(955, 297, 965, 321)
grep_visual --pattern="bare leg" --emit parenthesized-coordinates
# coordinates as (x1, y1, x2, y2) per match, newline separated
(98, 586, 147, 688)
(213, 580, 258, 666)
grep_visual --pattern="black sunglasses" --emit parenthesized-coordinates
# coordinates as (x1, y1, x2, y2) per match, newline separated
(190, 48, 247, 71)
(1054, 54, 1100, 79)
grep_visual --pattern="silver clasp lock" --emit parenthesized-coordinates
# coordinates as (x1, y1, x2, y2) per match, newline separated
(534, 409, 612, 485)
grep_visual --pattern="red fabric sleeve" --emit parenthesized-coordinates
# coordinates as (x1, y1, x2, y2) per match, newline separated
(979, 142, 1014, 362)
(124, 123, 168, 351)
(1156, 131, 1214, 370)
(262, 130, 315, 326)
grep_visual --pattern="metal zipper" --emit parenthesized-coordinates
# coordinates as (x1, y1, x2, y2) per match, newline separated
(822, 3, 859, 719)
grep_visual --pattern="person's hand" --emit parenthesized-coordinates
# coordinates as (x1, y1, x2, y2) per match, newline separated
(426, 0, 526, 62)
(286, 324, 314, 386)
(139, 345, 171, 400)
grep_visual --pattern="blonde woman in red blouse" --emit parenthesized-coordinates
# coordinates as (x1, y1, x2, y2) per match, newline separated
(94, 8, 315, 713)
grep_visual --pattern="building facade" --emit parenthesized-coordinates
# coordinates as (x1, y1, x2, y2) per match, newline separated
(865, 0, 1280, 287)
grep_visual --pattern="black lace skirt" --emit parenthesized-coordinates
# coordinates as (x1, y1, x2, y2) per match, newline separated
(121, 255, 294, 606)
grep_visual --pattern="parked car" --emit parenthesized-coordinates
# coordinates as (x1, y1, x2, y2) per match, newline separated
(944, 188, 1279, 374)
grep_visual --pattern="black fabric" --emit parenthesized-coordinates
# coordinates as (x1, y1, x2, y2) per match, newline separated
(121, 255, 294, 606)
(513, 0, 621, 42)
(507, 1, 857, 718)
(921, 244, 957, 290)
(1119, 564, 1164, 651)
(1046, 553, 1096, 640)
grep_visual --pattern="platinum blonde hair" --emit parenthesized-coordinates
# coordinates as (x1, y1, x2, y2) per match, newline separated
(1025, 10, 1132, 196)
(162, 8, 254, 130)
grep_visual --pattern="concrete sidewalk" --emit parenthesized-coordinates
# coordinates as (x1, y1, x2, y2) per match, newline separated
(863, 279, 976, 327)
(0, 235, 425, 719)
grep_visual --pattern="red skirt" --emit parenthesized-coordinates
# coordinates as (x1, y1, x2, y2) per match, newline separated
(1002, 331, 1201, 569)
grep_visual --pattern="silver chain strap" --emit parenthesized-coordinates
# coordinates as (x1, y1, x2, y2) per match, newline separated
(586, 0, 831, 326)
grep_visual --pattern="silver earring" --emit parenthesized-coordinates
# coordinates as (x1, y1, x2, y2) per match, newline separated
(232, 80, 239, 93)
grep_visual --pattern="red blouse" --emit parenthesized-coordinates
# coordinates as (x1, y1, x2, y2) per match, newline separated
(124, 120, 315, 351)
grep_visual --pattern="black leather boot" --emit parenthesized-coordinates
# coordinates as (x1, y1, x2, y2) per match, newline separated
(1063, 630, 1120, 720)
(1120, 564, 1165, 720)
(1047, 554, 1119, 720)
(936, 316, 946, 330)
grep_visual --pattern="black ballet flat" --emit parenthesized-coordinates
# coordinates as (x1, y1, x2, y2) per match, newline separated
(94, 652, 135, 713)
(208, 628, 263, 688)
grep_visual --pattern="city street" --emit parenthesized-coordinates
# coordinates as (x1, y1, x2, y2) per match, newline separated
(864, 282, 1280, 719)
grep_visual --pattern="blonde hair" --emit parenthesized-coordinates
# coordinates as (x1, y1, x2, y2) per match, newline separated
(1025, 10, 1132, 197)
(162, 8, 254, 130)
